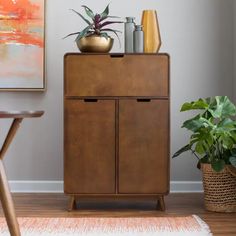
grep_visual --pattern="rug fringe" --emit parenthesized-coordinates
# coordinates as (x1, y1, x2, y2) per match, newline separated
(192, 215, 213, 236)
(0, 233, 214, 236)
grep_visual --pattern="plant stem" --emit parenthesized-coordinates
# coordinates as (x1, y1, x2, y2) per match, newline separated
(215, 138, 222, 159)
(191, 149, 200, 160)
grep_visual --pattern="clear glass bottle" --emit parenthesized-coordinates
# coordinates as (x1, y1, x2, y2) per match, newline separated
(124, 17, 135, 53)
(133, 25, 144, 53)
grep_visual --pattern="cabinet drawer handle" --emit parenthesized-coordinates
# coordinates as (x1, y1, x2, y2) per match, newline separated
(84, 99, 98, 102)
(137, 99, 151, 102)
(110, 54, 124, 58)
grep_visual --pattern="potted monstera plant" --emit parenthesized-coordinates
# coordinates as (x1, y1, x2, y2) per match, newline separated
(64, 4, 122, 53)
(173, 96, 236, 212)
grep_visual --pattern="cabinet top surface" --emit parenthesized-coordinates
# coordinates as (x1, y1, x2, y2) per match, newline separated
(64, 52, 170, 58)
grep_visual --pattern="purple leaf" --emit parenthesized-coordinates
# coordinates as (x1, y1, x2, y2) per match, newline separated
(100, 28, 122, 33)
(100, 21, 123, 28)
(94, 14, 101, 24)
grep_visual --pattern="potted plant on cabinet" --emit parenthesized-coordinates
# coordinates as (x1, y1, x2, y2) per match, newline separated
(64, 4, 123, 53)
(173, 96, 236, 212)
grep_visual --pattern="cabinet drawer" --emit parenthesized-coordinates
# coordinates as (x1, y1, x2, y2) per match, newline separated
(119, 99, 169, 194)
(64, 99, 116, 194)
(64, 54, 169, 97)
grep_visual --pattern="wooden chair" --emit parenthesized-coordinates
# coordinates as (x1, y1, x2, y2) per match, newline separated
(0, 111, 44, 236)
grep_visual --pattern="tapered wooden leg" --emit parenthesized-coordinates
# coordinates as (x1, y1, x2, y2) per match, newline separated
(68, 195, 77, 211)
(0, 118, 22, 236)
(0, 160, 21, 236)
(157, 196, 165, 211)
(156, 199, 160, 210)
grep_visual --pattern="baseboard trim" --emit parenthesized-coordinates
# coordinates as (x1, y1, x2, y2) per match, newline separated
(9, 181, 63, 193)
(170, 181, 203, 193)
(9, 181, 203, 193)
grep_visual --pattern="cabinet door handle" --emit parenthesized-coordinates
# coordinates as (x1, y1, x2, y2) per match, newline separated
(84, 99, 98, 102)
(137, 99, 151, 102)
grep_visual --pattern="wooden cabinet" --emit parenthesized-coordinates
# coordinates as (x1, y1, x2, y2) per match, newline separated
(64, 54, 170, 211)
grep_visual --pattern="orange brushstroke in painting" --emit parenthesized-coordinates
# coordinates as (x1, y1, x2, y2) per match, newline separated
(0, 0, 43, 47)
(0, 32, 43, 47)
(0, 0, 40, 20)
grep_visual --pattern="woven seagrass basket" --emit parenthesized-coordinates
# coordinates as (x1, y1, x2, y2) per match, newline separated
(201, 163, 236, 212)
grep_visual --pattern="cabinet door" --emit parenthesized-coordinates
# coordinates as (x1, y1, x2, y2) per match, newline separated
(119, 99, 169, 194)
(64, 99, 115, 194)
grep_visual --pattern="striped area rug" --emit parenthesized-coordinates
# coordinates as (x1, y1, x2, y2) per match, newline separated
(0, 215, 212, 236)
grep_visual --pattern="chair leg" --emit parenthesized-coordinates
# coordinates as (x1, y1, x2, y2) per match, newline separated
(0, 119, 22, 160)
(0, 160, 21, 236)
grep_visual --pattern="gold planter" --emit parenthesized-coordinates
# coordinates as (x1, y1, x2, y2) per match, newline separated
(77, 36, 114, 53)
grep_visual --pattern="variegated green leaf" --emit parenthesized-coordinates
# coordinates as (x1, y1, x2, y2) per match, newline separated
(100, 28, 122, 47)
(229, 156, 236, 167)
(81, 5, 95, 19)
(75, 25, 94, 41)
(100, 4, 109, 21)
(70, 9, 91, 25)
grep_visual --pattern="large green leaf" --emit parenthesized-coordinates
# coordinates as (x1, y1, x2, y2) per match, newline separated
(208, 96, 236, 119)
(182, 116, 213, 132)
(202, 132, 214, 147)
(202, 111, 213, 120)
(81, 5, 95, 19)
(229, 156, 236, 168)
(181, 98, 208, 112)
(217, 118, 236, 130)
(218, 132, 235, 149)
(230, 131, 236, 143)
(190, 131, 213, 149)
(172, 144, 191, 158)
(182, 115, 202, 131)
(211, 159, 225, 172)
(190, 137, 200, 146)
(195, 141, 206, 155)
(70, 9, 91, 25)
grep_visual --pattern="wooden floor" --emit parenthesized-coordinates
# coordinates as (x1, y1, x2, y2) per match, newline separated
(0, 193, 235, 235)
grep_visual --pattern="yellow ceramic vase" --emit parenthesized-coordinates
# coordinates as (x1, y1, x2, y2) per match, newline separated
(141, 10, 161, 53)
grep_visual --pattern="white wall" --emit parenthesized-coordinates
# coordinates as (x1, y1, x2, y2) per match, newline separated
(0, 0, 234, 186)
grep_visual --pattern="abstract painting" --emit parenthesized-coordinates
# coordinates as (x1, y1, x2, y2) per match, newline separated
(0, 0, 45, 91)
